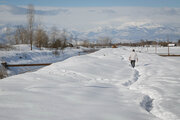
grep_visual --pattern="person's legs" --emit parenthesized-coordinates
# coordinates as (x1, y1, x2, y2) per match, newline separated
(131, 60, 135, 68)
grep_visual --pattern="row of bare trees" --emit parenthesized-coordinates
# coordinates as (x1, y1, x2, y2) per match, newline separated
(4, 4, 72, 50)
(79, 36, 112, 48)
(13, 25, 71, 49)
(14, 26, 28, 44)
(117, 40, 179, 47)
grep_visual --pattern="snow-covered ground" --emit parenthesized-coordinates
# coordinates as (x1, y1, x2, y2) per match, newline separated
(0, 46, 180, 120)
(0, 45, 86, 76)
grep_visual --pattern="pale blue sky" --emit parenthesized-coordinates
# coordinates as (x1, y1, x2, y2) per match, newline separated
(0, 0, 180, 7)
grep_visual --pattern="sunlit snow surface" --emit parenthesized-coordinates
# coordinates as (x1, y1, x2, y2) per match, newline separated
(0, 46, 180, 120)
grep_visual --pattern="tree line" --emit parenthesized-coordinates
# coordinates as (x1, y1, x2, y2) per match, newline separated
(117, 39, 180, 47)
(3, 4, 74, 50)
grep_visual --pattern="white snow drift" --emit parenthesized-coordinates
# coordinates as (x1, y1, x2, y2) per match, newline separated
(0, 47, 180, 120)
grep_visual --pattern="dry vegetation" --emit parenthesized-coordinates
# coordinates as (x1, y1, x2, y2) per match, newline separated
(0, 66, 7, 79)
(0, 44, 14, 50)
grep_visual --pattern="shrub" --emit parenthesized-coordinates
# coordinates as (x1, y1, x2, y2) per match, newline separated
(0, 66, 7, 79)
(52, 49, 60, 56)
(0, 44, 14, 50)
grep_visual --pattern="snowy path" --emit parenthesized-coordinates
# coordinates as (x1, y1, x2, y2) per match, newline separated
(123, 48, 180, 120)
(0, 47, 179, 120)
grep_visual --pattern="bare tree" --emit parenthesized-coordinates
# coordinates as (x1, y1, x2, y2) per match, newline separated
(82, 39, 90, 47)
(97, 36, 112, 46)
(49, 27, 62, 49)
(69, 34, 73, 44)
(14, 31, 19, 44)
(5, 26, 13, 44)
(0, 65, 7, 79)
(60, 29, 67, 50)
(50, 26, 59, 43)
(27, 4, 35, 50)
(35, 25, 49, 49)
(14, 26, 28, 44)
(178, 39, 180, 46)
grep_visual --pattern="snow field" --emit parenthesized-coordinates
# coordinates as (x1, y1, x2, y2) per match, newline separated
(0, 46, 180, 120)
(127, 47, 180, 120)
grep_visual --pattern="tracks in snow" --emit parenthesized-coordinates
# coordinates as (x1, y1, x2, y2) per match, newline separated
(123, 69, 139, 86)
(140, 95, 154, 112)
(121, 55, 154, 114)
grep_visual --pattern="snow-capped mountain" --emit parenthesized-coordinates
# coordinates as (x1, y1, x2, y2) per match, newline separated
(0, 23, 180, 44)
(72, 23, 180, 43)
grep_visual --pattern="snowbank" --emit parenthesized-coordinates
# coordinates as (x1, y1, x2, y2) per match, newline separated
(0, 45, 83, 76)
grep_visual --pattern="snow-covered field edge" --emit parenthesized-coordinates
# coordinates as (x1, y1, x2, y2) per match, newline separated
(0, 44, 96, 77)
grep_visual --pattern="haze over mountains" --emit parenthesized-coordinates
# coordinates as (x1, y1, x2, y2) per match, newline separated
(0, 5, 180, 43)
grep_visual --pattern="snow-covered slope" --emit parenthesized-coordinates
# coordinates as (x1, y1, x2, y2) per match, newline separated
(0, 44, 84, 76)
(0, 47, 179, 120)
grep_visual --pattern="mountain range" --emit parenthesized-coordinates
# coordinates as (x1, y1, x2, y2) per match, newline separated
(0, 5, 180, 43)
(0, 23, 180, 44)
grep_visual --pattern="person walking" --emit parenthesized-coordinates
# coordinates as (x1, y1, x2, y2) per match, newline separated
(129, 49, 138, 68)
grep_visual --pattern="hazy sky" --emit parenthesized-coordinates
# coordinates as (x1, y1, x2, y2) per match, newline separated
(0, 5, 179, 32)
(0, 0, 180, 34)
(0, 0, 180, 7)
(0, 1, 180, 42)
